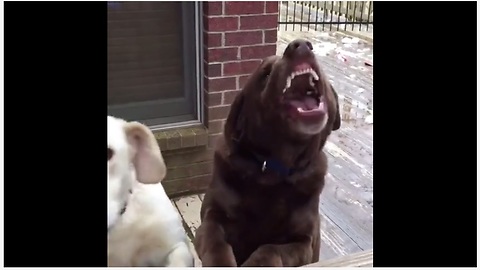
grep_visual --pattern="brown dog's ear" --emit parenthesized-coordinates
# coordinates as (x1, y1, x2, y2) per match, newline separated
(330, 84, 341, 131)
(224, 90, 245, 144)
(123, 122, 166, 184)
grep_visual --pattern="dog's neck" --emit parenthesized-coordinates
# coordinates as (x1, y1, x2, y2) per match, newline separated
(108, 189, 132, 234)
(232, 123, 319, 177)
(225, 96, 322, 177)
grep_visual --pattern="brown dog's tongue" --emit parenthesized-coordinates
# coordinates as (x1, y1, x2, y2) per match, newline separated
(304, 96, 319, 110)
(289, 96, 319, 110)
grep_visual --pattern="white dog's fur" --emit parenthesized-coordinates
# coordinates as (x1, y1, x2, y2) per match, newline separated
(107, 115, 194, 267)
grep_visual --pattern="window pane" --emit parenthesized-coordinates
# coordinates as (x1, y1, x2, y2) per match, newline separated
(107, 1, 197, 125)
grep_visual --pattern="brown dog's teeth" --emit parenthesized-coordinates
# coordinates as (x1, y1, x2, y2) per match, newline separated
(309, 69, 319, 81)
(283, 76, 292, 94)
(286, 68, 318, 94)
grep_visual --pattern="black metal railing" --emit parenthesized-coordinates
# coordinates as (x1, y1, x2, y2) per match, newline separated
(278, 1, 373, 32)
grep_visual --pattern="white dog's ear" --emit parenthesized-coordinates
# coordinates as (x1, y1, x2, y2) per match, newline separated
(123, 121, 166, 184)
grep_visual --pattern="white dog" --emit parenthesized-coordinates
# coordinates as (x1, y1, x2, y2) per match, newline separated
(107, 115, 194, 267)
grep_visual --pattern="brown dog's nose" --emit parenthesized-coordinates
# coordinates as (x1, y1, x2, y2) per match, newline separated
(284, 39, 313, 58)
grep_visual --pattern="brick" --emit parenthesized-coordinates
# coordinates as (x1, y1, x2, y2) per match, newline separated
(204, 16, 239, 32)
(223, 90, 241, 105)
(209, 105, 231, 121)
(202, 89, 208, 105)
(204, 32, 222, 48)
(203, 1, 223, 16)
(240, 45, 277, 60)
(208, 133, 222, 148)
(166, 161, 213, 181)
(155, 131, 168, 151)
(240, 14, 278, 30)
(178, 129, 196, 148)
(204, 62, 222, 77)
(223, 60, 261, 76)
(225, 30, 263, 46)
(239, 75, 251, 89)
(203, 103, 209, 123)
(193, 128, 208, 146)
(264, 29, 277, 44)
(225, 1, 264, 15)
(206, 47, 238, 62)
(163, 147, 199, 157)
(163, 174, 212, 197)
(265, 1, 279, 13)
(207, 91, 222, 106)
(206, 76, 237, 92)
(164, 131, 181, 150)
(208, 120, 225, 134)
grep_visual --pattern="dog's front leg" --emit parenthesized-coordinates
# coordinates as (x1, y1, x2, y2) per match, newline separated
(241, 239, 313, 267)
(194, 210, 237, 267)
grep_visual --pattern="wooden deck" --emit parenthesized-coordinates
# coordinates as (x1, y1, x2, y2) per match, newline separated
(170, 31, 373, 266)
(276, 30, 373, 260)
(305, 249, 373, 267)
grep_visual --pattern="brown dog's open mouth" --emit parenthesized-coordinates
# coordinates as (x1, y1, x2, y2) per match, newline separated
(282, 61, 326, 122)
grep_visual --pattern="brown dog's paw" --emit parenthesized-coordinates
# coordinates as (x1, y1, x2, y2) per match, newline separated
(201, 243, 238, 267)
(203, 255, 237, 267)
(242, 255, 282, 267)
(241, 245, 282, 267)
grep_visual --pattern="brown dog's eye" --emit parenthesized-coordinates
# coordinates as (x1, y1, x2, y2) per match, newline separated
(108, 147, 114, 161)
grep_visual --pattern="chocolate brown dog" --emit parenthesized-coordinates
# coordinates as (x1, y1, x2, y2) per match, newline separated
(194, 39, 341, 267)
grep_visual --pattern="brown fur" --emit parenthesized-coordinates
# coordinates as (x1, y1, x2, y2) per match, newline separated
(194, 39, 341, 267)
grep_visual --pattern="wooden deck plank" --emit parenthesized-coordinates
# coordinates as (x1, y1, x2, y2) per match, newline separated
(173, 194, 361, 261)
(320, 116, 373, 243)
(319, 211, 363, 260)
(325, 140, 373, 207)
(171, 197, 202, 267)
(174, 195, 203, 236)
(329, 128, 373, 170)
(305, 249, 373, 267)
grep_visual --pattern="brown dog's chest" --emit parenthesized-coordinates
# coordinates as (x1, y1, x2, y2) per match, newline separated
(237, 192, 290, 224)
(219, 183, 319, 265)
(223, 184, 311, 237)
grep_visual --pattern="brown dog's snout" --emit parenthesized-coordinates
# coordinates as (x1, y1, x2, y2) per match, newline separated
(284, 39, 313, 58)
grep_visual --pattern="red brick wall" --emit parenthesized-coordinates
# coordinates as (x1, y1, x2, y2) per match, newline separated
(203, 1, 279, 147)
(164, 1, 279, 197)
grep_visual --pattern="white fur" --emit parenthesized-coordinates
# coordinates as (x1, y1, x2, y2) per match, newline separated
(107, 116, 194, 267)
